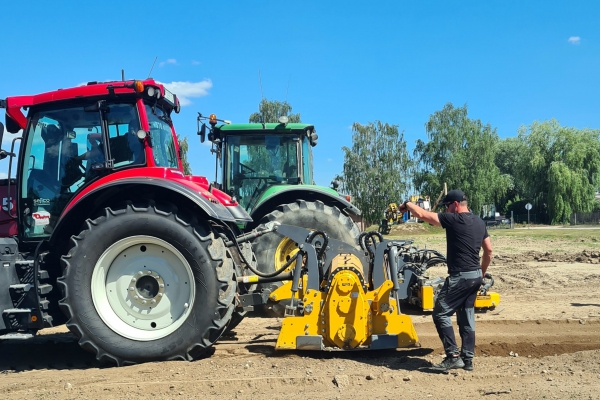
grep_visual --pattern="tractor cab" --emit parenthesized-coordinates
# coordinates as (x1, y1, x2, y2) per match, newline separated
(200, 116, 318, 211)
(2, 79, 184, 240)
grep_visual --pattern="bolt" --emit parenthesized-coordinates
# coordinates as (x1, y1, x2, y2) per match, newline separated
(184, 303, 189, 308)
(159, 284, 165, 288)
(158, 293, 163, 297)
(142, 300, 147, 305)
(134, 295, 139, 300)
(128, 287, 135, 291)
(151, 299, 157, 304)
(384, 329, 388, 334)
(130, 278, 136, 282)
(322, 329, 325, 333)
(305, 324, 309, 329)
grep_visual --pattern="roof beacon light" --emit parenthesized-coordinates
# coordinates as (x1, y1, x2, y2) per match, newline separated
(209, 114, 218, 126)
(133, 80, 144, 93)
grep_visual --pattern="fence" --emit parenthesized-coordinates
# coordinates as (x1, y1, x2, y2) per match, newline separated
(570, 212, 600, 225)
(513, 213, 540, 224)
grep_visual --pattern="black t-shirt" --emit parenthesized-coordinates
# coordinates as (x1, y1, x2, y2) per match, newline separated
(437, 212, 489, 273)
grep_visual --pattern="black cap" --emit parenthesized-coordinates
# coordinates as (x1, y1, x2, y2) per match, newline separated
(439, 189, 467, 206)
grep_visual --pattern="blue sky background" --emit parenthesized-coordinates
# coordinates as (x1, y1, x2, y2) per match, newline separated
(1, 1, 599, 187)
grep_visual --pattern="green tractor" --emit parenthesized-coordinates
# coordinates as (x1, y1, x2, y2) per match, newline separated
(198, 114, 361, 311)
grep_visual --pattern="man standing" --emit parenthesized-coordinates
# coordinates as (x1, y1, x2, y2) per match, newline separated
(398, 189, 493, 372)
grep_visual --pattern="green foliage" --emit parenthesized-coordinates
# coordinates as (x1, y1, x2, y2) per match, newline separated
(413, 103, 509, 216)
(340, 121, 412, 224)
(177, 134, 192, 175)
(249, 99, 301, 123)
(515, 119, 600, 224)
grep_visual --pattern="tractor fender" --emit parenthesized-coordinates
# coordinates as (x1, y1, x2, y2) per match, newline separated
(247, 186, 360, 230)
(50, 177, 251, 248)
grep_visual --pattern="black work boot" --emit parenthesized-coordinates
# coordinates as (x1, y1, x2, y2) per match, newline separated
(431, 355, 465, 371)
(462, 357, 473, 371)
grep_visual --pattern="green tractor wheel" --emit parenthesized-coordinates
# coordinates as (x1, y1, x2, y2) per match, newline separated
(251, 199, 360, 315)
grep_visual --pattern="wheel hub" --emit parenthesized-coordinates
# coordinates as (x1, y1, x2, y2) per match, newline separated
(129, 270, 165, 307)
(91, 236, 195, 341)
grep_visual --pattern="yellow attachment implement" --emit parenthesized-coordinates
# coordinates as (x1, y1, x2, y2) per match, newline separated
(474, 291, 501, 309)
(274, 254, 419, 351)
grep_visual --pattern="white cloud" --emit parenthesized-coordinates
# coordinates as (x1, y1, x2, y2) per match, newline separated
(159, 59, 178, 67)
(160, 80, 213, 106)
(191, 60, 201, 65)
(568, 36, 581, 45)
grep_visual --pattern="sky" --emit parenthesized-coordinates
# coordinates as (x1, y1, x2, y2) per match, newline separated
(1, 1, 599, 186)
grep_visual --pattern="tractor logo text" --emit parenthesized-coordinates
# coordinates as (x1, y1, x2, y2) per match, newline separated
(33, 211, 51, 226)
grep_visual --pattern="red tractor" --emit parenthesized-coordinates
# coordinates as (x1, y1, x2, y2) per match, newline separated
(0, 80, 254, 365)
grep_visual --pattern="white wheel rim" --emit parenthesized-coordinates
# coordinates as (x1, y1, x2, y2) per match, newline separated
(91, 236, 195, 341)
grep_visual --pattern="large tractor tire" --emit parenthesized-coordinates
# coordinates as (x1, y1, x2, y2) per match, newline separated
(252, 200, 360, 315)
(58, 202, 236, 366)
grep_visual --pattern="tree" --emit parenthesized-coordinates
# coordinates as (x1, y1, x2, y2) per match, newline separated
(515, 120, 600, 224)
(340, 121, 412, 224)
(177, 135, 192, 175)
(249, 99, 301, 123)
(413, 103, 508, 216)
(494, 137, 527, 213)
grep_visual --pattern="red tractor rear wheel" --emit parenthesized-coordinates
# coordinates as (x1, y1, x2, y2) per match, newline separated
(58, 201, 235, 365)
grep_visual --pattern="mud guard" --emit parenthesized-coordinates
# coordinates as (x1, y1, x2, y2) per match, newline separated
(249, 186, 360, 229)
(50, 178, 252, 247)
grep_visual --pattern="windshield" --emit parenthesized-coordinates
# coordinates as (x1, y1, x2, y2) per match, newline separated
(225, 134, 300, 210)
(20, 102, 144, 238)
(146, 104, 178, 169)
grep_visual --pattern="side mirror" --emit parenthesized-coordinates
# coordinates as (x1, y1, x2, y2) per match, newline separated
(199, 124, 206, 143)
(309, 131, 318, 147)
(0, 122, 4, 146)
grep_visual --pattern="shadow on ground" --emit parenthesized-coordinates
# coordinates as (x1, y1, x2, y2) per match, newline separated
(244, 344, 433, 371)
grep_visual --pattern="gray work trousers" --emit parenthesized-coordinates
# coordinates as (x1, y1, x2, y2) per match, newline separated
(432, 269, 483, 359)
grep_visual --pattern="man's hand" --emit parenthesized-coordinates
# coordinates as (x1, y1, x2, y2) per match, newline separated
(398, 200, 410, 213)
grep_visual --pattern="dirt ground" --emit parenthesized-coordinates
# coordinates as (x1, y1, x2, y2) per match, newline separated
(2, 227, 600, 399)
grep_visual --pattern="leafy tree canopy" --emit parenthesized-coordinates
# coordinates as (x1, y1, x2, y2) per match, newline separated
(413, 103, 509, 216)
(249, 99, 301, 123)
(340, 121, 412, 224)
(516, 119, 600, 224)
